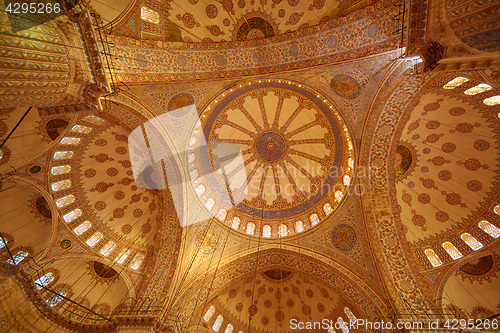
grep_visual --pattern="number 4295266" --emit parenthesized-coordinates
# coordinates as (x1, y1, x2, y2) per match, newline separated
(5, 2, 61, 14)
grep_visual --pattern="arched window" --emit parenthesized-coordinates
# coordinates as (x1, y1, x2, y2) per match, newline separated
(100, 241, 116, 256)
(213, 315, 223, 332)
(47, 289, 66, 307)
(334, 190, 343, 202)
(231, 217, 240, 229)
(56, 194, 75, 208)
(478, 220, 500, 239)
(60, 137, 81, 145)
(310, 213, 320, 226)
(51, 180, 71, 192)
(189, 136, 197, 147)
(195, 184, 205, 196)
(0, 237, 5, 249)
(246, 222, 255, 235)
(63, 209, 82, 223)
(483, 95, 500, 106)
(461, 233, 483, 251)
(424, 249, 443, 267)
(7, 250, 28, 265)
(442, 241, 462, 260)
(141, 6, 160, 24)
(278, 224, 287, 237)
(337, 317, 349, 333)
(348, 157, 354, 168)
(494, 205, 500, 216)
(295, 221, 304, 233)
(262, 225, 271, 238)
(224, 324, 234, 333)
(203, 305, 215, 322)
(344, 307, 357, 323)
(86, 232, 103, 247)
(323, 203, 333, 215)
(35, 272, 55, 290)
(188, 152, 196, 164)
(71, 125, 92, 133)
(343, 175, 350, 186)
(51, 165, 71, 175)
(131, 253, 144, 270)
(464, 83, 492, 95)
(190, 169, 198, 180)
(205, 198, 215, 211)
(84, 115, 105, 124)
(53, 151, 74, 159)
(74, 221, 91, 235)
(116, 249, 130, 264)
(217, 209, 227, 221)
(443, 77, 469, 89)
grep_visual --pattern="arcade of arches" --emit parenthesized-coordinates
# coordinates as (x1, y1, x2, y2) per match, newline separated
(0, 0, 499, 332)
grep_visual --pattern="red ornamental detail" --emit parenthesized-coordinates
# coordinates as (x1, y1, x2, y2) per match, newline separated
(91, 182, 114, 193)
(412, 213, 426, 230)
(420, 178, 435, 188)
(422, 98, 443, 115)
(221, 0, 235, 14)
(449, 122, 480, 134)
(271, 0, 282, 8)
(422, 133, 443, 143)
(462, 158, 483, 171)
(206, 4, 218, 19)
(443, 192, 466, 207)
(407, 118, 420, 134)
(435, 211, 449, 222)
(206, 25, 225, 36)
(309, 0, 325, 10)
(176, 13, 201, 29)
(130, 193, 143, 203)
(91, 153, 114, 163)
(474, 140, 490, 151)
(428, 156, 449, 166)
(112, 132, 128, 142)
(286, 12, 304, 25)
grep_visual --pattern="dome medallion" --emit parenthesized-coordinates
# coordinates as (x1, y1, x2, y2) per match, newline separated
(188, 79, 354, 238)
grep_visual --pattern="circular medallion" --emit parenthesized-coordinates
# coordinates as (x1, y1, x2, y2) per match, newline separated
(255, 131, 286, 162)
(331, 224, 356, 251)
(59, 239, 72, 250)
(330, 75, 361, 99)
(195, 229, 219, 254)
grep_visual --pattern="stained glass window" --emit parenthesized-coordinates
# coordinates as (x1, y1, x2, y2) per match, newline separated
(337, 317, 349, 333)
(483, 95, 500, 106)
(189, 136, 196, 147)
(100, 241, 116, 256)
(86, 232, 103, 247)
(246, 222, 255, 235)
(190, 169, 198, 180)
(343, 175, 350, 186)
(263, 225, 271, 238)
(204, 305, 215, 322)
(464, 83, 493, 95)
(295, 221, 304, 233)
(74, 221, 91, 235)
(348, 158, 354, 168)
(35, 272, 55, 290)
(225, 324, 234, 333)
(494, 205, 500, 215)
(217, 209, 227, 221)
(56, 194, 75, 208)
(131, 253, 144, 270)
(231, 217, 240, 229)
(310, 213, 320, 226)
(115, 249, 130, 264)
(334, 190, 343, 202)
(443, 77, 469, 89)
(84, 115, 105, 125)
(141, 6, 160, 24)
(461, 233, 483, 250)
(53, 151, 73, 159)
(7, 250, 28, 265)
(323, 203, 333, 215)
(63, 209, 82, 223)
(71, 125, 92, 133)
(51, 180, 71, 192)
(0, 238, 5, 249)
(51, 165, 71, 175)
(278, 224, 287, 237)
(205, 198, 215, 211)
(213, 315, 223, 332)
(442, 241, 462, 260)
(424, 249, 443, 267)
(195, 184, 205, 196)
(47, 289, 66, 307)
(478, 220, 500, 239)
(60, 137, 81, 145)
(188, 152, 195, 164)
(344, 307, 357, 323)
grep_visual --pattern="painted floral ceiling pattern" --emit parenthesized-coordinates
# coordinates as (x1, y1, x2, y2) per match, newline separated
(396, 88, 500, 244)
(167, 0, 342, 42)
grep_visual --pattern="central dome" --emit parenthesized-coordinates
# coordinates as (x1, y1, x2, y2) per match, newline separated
(189, 79, 354, 237)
